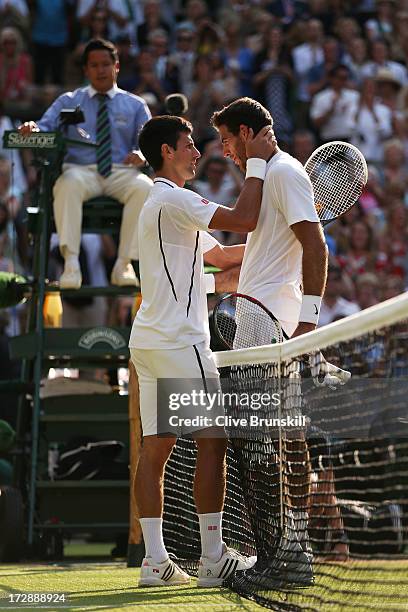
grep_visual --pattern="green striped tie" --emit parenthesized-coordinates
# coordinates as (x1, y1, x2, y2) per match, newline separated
(96, 94, 112, 177)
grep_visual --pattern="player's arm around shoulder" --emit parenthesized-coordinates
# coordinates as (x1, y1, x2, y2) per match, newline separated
(209, 126, 274, 233)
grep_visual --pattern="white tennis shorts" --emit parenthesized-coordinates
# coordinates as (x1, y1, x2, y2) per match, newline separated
(130, 342, 221, 437)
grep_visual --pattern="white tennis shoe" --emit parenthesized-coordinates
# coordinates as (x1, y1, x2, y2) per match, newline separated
(197, 543, 257, 587)
(139, 556, 190, 587)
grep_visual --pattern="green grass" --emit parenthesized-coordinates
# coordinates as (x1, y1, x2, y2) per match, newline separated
(0, 561, 407, 611)
(0, 563, 264, 612)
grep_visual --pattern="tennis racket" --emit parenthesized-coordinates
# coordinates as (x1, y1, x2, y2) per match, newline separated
(212, 292, 288, 350)
(213, 293, 351, 388)
(304, 141, 368, 225)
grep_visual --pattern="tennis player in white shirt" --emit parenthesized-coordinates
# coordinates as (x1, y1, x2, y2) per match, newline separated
(211, 97, 328, 587)
(129, 114, 274, 587)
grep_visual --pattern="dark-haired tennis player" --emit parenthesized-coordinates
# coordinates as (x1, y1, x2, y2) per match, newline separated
(212, 97, 329, 587)
(129, 115, 273, 587)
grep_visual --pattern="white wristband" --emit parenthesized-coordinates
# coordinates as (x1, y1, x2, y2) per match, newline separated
(204, 273, 215, 294)
(299, 295, 322, 324)
(245, 158, 267, 180)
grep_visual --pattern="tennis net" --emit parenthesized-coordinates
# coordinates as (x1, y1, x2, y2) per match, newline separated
(162, 293, 408, 610)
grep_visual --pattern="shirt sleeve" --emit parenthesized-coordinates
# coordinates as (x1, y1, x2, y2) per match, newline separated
(166, 189, 219, 232)
(201, 231, 220, 253)
(37, 93, 72, 131)
(269, 163, 319, 227)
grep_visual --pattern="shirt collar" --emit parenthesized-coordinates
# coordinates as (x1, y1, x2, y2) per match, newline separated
(87, 84, 119, 99)
(153, 177, 178, 189)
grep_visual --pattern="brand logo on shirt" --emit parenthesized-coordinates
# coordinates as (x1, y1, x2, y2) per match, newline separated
(201, 198, 210, 205)
(314, 304, 318, 315)
(208, 525, 218, 531)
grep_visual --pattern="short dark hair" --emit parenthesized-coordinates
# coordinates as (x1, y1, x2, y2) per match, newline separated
(328, 64, 350, 79)
(211, 97, 272, 135)
(139, 115, 192, 171)
(81, 38, 118, 66)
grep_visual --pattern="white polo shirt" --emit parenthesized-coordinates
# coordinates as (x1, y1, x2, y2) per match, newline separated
(129, 178, 219, 350)
(238, 150, 319, 332)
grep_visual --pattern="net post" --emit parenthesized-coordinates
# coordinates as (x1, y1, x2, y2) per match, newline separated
(127, 358, 145, 567)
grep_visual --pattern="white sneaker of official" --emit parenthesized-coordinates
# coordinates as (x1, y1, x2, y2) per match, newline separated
(197, 543, 257, 587)
(139, 556, 190, 587)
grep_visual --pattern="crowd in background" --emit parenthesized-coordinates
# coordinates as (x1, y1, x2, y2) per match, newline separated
(0, 0, 408, 338)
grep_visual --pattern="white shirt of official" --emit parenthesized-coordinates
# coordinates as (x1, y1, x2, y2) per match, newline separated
(238, 151, 319, 334)
(129, 178, 219, 350)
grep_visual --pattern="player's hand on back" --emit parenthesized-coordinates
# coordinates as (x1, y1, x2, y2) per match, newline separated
(244, 126, 275, 160)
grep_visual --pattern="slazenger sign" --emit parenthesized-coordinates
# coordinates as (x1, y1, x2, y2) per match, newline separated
(4, 132, 58, 148)
(78, 328, 126, 350)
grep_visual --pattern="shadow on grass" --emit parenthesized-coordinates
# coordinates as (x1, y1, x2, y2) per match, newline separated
(0, 582, 259, 611)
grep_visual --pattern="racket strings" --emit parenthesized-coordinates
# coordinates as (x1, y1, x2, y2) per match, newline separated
(306, 142, 367, 221)
(215, 295, 283, 350)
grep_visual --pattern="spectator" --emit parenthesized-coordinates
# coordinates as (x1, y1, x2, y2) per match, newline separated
(246, 9, 275, 55)
(134, 48, 166, 102)
(375, 68, 404, 135)
(378, 201, 408, 280)
(310, 64, 359, 142)
(115, 34, 138, 91)
(187, 55, 225, 148)
(147, 28, 180, 95)
(0, 26, 33, 114)
(350, 76, 393, 165)
(0, 156, 26, 269)
(333, 17, 361, 54)
(77, 0, 144, 53)
(196, 19, 224, 56)
(267, 0, 308, 28)
(19, 38, 152, 289)
(359, 165, 386, 230)
(292, 128, 315, 165)
(338, 220, 379, 281)
(185, 0, 208, 29)
(0, 0, 29, 36)
(381, 275, 405, 301)
(364, 0, 395, 44)
(308, 36, 342, 98)
(319, 264, 360, 326)
(361, 39, 407, 88)
(292, 18, 324, 126)
(168, 22, 197, 96)
(355, 272, 380, 310)
(392, 9, 408, 64)
(0, 103, 28, 199)
(137, 0, 170, 50)
(344, 36, 368, 86)
(382, 138, 407, 186)
(68, 9, 109, 87)
(221, 16, 254, 97)
(253, 25, 293, 147)
(31, 0, 73, 86)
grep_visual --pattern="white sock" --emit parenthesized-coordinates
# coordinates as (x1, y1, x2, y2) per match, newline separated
(139, 517, 168, 564)
(62, 246, 79, 269)
(65, 255, 79, 269)
(198, 512, 223, 561)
